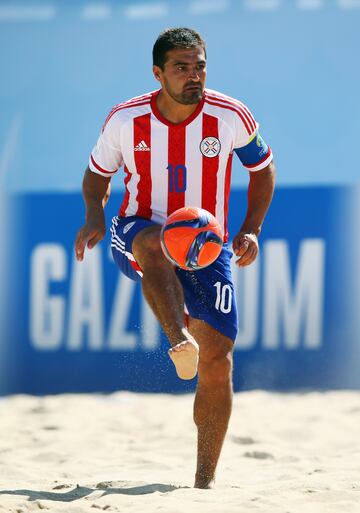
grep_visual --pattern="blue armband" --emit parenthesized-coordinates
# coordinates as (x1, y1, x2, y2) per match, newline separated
(234, 132, 272, 170)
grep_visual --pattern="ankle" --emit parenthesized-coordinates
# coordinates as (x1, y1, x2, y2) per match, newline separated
(194, 473, 215, 489)
(167, 328, 194, 347)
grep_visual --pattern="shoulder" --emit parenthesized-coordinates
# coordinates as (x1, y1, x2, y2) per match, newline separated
(102, 90, 156, 132)
(205, 88, 248, 110)
(204, 88, 257, 135)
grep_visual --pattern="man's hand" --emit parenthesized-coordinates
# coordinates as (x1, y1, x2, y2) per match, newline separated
(75, 213, 106, 262)
(232, 232, 259, 267)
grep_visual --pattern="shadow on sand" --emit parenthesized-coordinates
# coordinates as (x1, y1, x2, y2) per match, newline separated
(0, 481, 186, 502)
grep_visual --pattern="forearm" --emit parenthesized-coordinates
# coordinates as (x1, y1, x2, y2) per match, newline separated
(240, 161, 276, 236)
(82, 167, 111, 221)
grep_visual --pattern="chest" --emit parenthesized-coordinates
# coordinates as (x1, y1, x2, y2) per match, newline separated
(121, 113, 234, 172)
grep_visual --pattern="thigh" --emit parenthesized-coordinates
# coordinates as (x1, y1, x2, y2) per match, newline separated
(176, 245, 238, 342)
(131, 224, 165, 270)
(110, 215, 157, 281)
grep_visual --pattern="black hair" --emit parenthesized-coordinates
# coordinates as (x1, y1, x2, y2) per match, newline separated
(153, 27, 206, 70)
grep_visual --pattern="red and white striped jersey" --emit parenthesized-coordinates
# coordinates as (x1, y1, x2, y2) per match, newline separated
(89, 88, 273, 241)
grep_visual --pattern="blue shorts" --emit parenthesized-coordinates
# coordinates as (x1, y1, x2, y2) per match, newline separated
(110, 216, 238, 341)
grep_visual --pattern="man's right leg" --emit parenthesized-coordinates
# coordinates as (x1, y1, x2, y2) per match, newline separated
(132, 225, 199, 380)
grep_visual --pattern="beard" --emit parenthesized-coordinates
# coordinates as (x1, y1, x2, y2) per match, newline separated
(164, 80, 204, 105)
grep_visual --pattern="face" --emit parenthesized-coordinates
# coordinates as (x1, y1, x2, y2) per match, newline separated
(153, 46, 207, 105)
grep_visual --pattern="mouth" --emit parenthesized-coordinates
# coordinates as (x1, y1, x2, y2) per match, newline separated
(184, 85, 202, 92)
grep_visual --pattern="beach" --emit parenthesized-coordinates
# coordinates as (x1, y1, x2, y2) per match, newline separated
(0, 390, 360, 512)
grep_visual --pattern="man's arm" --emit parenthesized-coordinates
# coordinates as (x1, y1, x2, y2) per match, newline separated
(232, 160, 276, 267)
(75, 167, 111, 262)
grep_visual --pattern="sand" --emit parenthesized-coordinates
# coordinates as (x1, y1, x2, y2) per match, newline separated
(0, 390, 360, 513)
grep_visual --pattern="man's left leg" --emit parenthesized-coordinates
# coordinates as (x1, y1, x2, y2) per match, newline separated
(188, 317, 234, 489)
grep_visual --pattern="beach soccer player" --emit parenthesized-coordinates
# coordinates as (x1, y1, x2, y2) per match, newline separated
(75, 27, 275, 488)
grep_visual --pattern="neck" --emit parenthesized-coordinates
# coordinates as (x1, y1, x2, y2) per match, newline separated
(156, 89, 201, 124)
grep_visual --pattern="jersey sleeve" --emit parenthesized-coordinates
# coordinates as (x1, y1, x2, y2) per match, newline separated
(233, 104, 273, 172)
(89, 111, 124, 177)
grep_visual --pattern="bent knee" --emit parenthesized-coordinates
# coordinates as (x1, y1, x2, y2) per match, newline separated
(198, 353, 233, 386)
(133, 227, 170, 269)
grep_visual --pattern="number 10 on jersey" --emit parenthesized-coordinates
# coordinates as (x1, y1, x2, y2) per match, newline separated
(167, 164, 187, 192)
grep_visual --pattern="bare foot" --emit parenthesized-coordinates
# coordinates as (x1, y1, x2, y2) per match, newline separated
(168, 340, 199, 380)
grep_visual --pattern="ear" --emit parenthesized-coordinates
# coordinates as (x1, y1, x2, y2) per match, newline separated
(152, 65, 162, 82)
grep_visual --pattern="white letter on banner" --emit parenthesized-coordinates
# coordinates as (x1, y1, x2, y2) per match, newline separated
(232, 257, 259, 350)
(30, 244, 66, 350)
(67, 247, 104, 351)
(141, 297, 160, 350)
(263, 239, 325, 349)
(107, 274, 137, 350)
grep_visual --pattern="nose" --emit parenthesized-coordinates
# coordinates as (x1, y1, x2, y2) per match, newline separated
(188, 67, 200, 81)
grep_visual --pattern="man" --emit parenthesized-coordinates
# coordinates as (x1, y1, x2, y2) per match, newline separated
(75, 27, 275, 488)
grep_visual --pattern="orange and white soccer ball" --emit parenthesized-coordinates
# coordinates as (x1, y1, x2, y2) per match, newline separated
(160, 207, 223, 271)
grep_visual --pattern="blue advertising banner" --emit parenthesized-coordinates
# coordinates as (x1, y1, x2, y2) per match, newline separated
(2, 185, 359, 395)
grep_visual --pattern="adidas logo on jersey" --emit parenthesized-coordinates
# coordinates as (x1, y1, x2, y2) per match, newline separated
(134, 140, 150, 152)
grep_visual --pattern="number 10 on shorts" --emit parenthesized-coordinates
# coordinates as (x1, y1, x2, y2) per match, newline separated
(214, 281, 232, 313)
